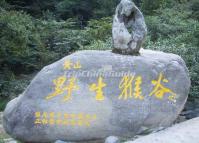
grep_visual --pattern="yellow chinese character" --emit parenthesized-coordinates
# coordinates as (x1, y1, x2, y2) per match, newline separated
(34, 119, 41, 124)
(64, 113, 69, 119)
(35, 112, 41, 118)
(84, 120, 91, 127)
(49, 112, 55, 118)
(92, 114, 97, 120)
(63, 60, 73, 70)
(78, 120, 83, 126)
(63, 120, 69, 125)
(49, 119, 55, 125)
(35, 112, 41, 124)
(41, 119, 48, 125)
(149, 73, 176, 102)
(119, 76, 134, 100)
(42, 112, 48, 118)
(77, 113, 84, 119)
(46, 75, 67, 100)
(70, 113, 76, 119)
(134, 76, 144, 100)
(63, 77, 79, 101)
(73, 61, 82, 69)
(56, 119, 62, 125)
(56, 112, 62, 119)
(89, 77, 106, 101)
(70, 120, 77, 126)
(85, 114, 91, 120)
(46, 76, 79, 101)
(77, 113, 84, 126)
(84, 114, 94, 127)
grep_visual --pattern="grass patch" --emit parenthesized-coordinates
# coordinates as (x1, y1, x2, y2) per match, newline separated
(0, 98, 10, 111)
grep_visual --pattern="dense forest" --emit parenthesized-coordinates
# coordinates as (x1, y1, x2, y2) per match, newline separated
(0, 0, 199, 110)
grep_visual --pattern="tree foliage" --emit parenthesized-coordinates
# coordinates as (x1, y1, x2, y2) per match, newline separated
(0, 10, 44, 74)
(190, 0, 199, 20)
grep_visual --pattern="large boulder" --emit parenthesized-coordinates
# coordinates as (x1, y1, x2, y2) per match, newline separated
(3, 50, 190, 143)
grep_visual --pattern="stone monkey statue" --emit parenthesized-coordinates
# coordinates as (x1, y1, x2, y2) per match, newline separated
(112, 0, 147, 55)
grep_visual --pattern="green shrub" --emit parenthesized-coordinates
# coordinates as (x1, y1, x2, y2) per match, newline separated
(190, 0, 199, 20)
(55, 0, 117, 20)
(0, 10, 72, 100)
(0, 10, 83, 75)
(145, 6, 199, 47)
(37, 19, 89, 56)
(81, 37, 112, 50)
(0, 0, 10, 10)
(141, 0, 174, 15)
(194, 24, 199, 46)
(85, 17, 112, 41)
(0, 66, 33, 103)
(0, 10, 45, 73)
(0, 97, 10, 111)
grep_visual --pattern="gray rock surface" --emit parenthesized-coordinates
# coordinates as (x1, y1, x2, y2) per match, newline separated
(112, 0, 147, 55)
(104, 136, 119, 143)
(0, 112, 3, 133)
(125, 117, 199, 143)
(3, 50, 190, 143)
(55, 140, 73, 143)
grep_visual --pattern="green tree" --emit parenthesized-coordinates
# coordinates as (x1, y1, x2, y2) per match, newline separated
(0, 10, 47, 74)
(190, 0, 199, 20)
(5, 0, 58, 17)
(141, 0, 175, 15)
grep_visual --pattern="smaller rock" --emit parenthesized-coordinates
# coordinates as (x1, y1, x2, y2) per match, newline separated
(105, 136, 119, 143)
(112, 0, 147, 55)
